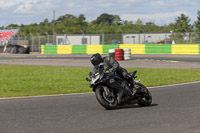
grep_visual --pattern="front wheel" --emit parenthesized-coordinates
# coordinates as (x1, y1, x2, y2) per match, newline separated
(95, 86, 117, 110)
(135, 83, 152, 106)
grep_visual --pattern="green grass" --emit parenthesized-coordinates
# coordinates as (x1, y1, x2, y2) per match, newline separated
(0, 65, 200, 97)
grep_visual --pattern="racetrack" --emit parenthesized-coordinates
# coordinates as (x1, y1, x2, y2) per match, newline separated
(0, 54, 200, 69)
(0, 82, 200, 133)
(0, 54, 200, 133)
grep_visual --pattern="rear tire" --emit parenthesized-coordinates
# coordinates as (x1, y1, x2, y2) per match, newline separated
(135, 83, 152, 106)
(95, 86, 117, 110)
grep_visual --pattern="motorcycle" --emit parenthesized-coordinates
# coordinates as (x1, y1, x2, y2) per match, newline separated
(86, 66, 152, 110)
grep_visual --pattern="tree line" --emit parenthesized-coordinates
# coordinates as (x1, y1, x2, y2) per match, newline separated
(1, 10, 200, 36)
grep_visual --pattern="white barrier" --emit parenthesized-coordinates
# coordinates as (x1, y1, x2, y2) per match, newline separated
(123, 48, 131, 60)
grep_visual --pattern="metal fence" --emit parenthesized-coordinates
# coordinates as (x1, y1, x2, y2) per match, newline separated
(2, 32, 200, 52)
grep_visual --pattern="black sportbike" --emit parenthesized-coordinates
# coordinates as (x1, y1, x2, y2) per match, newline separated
(86, 66, 152, 109)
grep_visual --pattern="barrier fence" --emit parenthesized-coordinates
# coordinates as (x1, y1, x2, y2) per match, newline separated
(41, 44, 200, 55)
(3, 32, 200, 53)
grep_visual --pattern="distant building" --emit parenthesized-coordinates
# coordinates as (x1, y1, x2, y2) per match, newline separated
(123, 33, 171, 44)
(56, 34, 100, 45)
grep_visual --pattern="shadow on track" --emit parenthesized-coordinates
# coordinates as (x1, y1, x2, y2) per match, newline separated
(113, 103, 159, 110)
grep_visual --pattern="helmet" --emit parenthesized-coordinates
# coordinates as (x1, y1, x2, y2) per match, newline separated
(90, 53, 103, 66)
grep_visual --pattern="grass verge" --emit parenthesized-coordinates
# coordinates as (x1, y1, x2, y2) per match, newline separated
(0, 65, 200, 97)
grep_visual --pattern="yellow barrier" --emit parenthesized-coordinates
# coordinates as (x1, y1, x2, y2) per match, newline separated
(57, 45, 72, 54)
(171, 45, 199, 54)
(41, 44, 199, 55)
(41, 45, 44, 54)
(86, 45, 103, 54)
(119, 44, 145, 54)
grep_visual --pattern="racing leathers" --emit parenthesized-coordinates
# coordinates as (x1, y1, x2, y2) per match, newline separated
(92, 56, 133, 104)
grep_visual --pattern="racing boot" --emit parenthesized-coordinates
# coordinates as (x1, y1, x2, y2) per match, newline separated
(126, 85, 135, 96)
(122, 81, 135, 96)
(131, 86, 137, 96)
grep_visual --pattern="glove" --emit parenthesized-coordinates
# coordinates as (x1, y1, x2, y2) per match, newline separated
(103, 69, 109, 73)
(99, 63, 104, 68)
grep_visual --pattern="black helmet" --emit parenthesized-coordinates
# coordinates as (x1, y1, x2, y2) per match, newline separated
(90, 53, 103, 66)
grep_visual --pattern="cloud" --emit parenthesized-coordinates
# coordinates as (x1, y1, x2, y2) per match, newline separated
(67, 2, 76, 8)
(13, 0, 55, 14)
(13, 0, 40, 13)
(120, 11, 188, 23)
(126, 0, 143, 2)
(0, 0, 15, 8)
(94, 0, 142, 8)
(149, 0, 165, 7)
(0, 0, 198, 26)
(100, 3, 113, 8)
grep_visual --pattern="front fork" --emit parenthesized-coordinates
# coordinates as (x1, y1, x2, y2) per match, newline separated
(103, 86, 115, 98)
(103, 86, 110, 96)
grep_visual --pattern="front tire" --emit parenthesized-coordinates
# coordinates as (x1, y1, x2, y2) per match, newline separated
(95, 86, 117, 110)
(135, 83, 152, 106)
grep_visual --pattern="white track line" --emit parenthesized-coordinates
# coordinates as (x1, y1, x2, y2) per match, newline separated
(148, 81, 200, 89)
(0, 92, 93, 100)
(0, 81, 200, 100)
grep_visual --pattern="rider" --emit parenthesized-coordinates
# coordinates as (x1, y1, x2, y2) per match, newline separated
(90, 53, 134, 104)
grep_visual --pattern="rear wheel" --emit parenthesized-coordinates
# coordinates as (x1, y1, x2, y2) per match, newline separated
(135, 83, 152, 106)
(95, 86, 117, 110)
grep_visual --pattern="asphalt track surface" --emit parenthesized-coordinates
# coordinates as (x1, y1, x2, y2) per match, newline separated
(0, 54, 200, 133)
(0, 54, 200, 62)
(0, 82, 200, 133)
(0, 54, 200, 69)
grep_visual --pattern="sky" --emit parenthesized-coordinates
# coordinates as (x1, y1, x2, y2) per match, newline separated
(0, 0, 199, 27)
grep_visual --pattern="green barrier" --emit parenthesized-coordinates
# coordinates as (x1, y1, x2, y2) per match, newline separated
(198, 44, 200, 54)
(44, 45, 57, 54)
(42, 44, 200, 55)
(72, 45, 86, 54)
(145, 44, 171, 54)
(103, 45, 119, 54)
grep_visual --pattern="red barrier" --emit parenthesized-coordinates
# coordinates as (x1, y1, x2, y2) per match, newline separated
(115, 49, 124, 61)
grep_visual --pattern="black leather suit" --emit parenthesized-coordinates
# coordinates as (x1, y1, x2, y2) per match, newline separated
(91, 56, 133, 104)
(103, 56, 129, 80)
(92, 56, 130, 93)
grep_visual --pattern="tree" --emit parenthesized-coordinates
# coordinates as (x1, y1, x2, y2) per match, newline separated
(6, 24, 19, 28)
(43, 18, 49, 24)
(78, 14, 86, 22)
(174, 14, 192, 33)
(6, 12, 197, 38)
(194, 10, 200, 32)
(55, 14, 76, 23)
(39, 18, 49, 26)
(135, 18, 143, 25)
(96, 13, 121, 25)
(194, 10, 200, 43)
(173, 14, 192, 43)
(77, 14, 88, 26)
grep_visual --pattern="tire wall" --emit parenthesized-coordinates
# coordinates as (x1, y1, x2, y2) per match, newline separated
(41, 44, 200, 55)
(0, 45, 30, 54)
